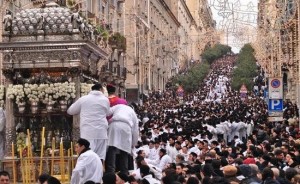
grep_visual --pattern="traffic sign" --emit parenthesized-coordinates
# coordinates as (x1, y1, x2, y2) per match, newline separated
(268, 117, 283, 122)
(264, 89, 269, 103)
(268, 77, 283, 99)
(268, 99, 283, 111)
(177, 86, 184, 97)
(268, 99, 283, 117)
(239, 84, 248, 93)
(270, 79, 281, 88)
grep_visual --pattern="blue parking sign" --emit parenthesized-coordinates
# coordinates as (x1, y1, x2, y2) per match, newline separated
(268, 99, 283, 111)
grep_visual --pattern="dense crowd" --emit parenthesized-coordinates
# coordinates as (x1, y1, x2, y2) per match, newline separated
(126, 55, 300, 184)
(1, 55, 300, 184)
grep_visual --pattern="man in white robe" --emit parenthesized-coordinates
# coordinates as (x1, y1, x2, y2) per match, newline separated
(105, 104, 139, 174)
(228, 121, 241, 143)
(238, 120, 248, 141)
(71, 138, 103, 184)
(67, 83, 110, 160)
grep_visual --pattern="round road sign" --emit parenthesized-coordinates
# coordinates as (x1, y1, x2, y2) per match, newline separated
(271, 79, 281, 88)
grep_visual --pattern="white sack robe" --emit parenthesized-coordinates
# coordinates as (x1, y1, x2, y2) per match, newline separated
(71, 149, 103, 184)
(67, 91, 110, 139)
(107, 104, 139, 154)
(228, 121, 241, 142)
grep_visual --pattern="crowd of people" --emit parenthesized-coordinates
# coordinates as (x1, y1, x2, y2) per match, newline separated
(127, 55, 300, 184)
(0, 55, 300, 184)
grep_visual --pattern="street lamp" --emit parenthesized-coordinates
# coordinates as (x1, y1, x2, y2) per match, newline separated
(188, 57, 194, 69)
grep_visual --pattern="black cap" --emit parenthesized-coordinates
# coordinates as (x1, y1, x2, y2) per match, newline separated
(77, 138, 90, 148)
(102, 173, 116, 184)
(106, 84, 116, 94)
(91, 83, 102, 91)
(47, 176, 61, 184)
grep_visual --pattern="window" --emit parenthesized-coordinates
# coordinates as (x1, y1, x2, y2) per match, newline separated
(111, 0, 115, 6)
(87, 0, 92, 13)
(102, 4, 106, 16)
(98, 1, 101, 12)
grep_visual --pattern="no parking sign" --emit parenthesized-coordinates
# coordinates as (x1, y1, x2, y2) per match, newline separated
(268, 77, 283, 99)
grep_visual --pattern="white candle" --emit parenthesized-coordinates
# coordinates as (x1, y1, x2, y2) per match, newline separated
(25, 136, 28, 146)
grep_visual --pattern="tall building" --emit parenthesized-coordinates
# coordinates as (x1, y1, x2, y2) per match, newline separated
(124, 0, 217, 102)
(124, 0, 180, 102)
(255, 0, 299, 103)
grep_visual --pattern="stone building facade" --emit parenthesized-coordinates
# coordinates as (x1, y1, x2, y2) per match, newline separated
(124, 0, 217, 102)
(255, 0, 299, 103)
(124, 0, 180, 102)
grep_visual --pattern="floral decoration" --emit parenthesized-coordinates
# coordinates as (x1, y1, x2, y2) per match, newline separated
(80, 83, 93, 96)
(7, 84, 26, 106)
(7, 82, 76, 105)
(16, 132, 26, 153)
(53, 82, 76, 101)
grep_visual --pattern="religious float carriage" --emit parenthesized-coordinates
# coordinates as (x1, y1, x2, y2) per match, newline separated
(0, 1, 126, 182)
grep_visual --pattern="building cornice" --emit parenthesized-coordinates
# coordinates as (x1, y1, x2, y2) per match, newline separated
(158, 0, 181, 27)
(180, 0, 197, 26)
(0, 40, 109, 59)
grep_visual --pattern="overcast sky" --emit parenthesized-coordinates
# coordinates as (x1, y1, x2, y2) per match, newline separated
(209, 0, 259, 53)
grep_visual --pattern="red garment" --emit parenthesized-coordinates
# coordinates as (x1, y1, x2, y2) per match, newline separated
(108, 95, 127, 107)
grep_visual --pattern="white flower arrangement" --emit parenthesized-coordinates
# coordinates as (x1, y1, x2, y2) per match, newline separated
(36, 83, 56, 105)
(7, 84, 26, 106)
(24, 84, 40, 103)
(53, 82, 76, 101)
(7, 82, 77, 106)
(0, 85, 5, 107)
(80, 83, 93, 96)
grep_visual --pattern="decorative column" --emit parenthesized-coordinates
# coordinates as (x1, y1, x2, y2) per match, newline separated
(3, 69, 15, 157)
(296, 3, 300, 128)
(68, 67, 81, 142)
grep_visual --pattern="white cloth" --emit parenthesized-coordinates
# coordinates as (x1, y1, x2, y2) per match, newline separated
(246, 121, 254, 136)
(157, 154, 172, 170)
(107, 104, 139, 154)
(148, 148, 159, 161)
(71, 150, 103, 184)
(87, 139, 107, 160)
(228, 121, 241, 142)
(238, 121, 247, 139)
(131, 164, 162, 181)
(166, 145, 179, 162)
(67, 91, 110, 139)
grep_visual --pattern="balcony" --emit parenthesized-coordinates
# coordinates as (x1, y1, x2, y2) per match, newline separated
(108, 32, 126, 51)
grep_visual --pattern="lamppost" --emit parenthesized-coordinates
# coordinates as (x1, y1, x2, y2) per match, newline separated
(190, 56, 194, 68)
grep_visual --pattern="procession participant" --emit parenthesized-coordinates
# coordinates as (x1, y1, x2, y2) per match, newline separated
(45, 176, 61, 184)
(67, 83, 110, 160)
(105, 104, 139, 174)
(140, 165, 160, 184)
(0, 171, 9, 184)
(71, 138, 103, 184)
(38, 174, 50, 184)
(106, 84, 127, 107)
(102, 173, 123, 184)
